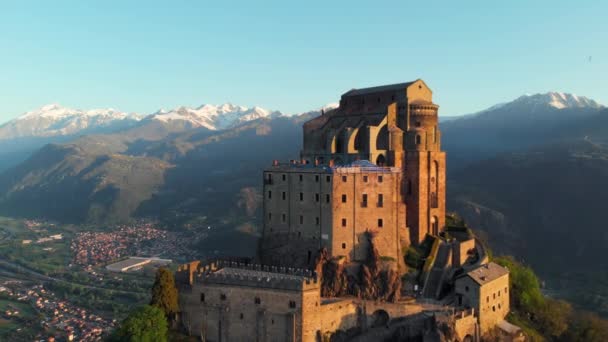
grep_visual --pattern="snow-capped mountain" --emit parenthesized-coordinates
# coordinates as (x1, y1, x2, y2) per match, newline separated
(0, 104, 143, 140)
(512, 92, 603, 110)
(148, 103, 283, 130)
(452, 92, 604, 121)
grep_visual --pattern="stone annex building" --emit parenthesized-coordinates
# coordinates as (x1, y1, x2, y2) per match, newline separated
(176, 81, 521, 342)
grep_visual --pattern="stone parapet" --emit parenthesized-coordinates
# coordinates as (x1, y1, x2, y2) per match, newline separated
(190, 260, 320, 292)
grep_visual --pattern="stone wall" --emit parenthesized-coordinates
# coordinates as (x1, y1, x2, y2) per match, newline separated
(261, 166, 333, 268)
(180, 282, 317, 342)
(330, 168, 405, 264)
(453, 238, 476, 267)
(260, 162, 407, 268)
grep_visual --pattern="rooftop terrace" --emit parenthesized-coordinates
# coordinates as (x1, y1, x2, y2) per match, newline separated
(193, 260, 320, 291)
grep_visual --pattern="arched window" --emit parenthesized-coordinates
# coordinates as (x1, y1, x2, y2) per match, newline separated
(376, 154, 386, 166)
(431, 216, 439, 235)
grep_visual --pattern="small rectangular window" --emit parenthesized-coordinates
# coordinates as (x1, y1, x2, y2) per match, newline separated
(268, 191, 272, 199)
(326, 176, 331, 182)
(315, 175, 319, 182)
(289, 300, 296, 308)
(315, 193, 320, 202)
(342, 243, 346, 249)
(300, 192, 304, 201)
(362, 194, 368, 207)
(378, 194, 383, 208)
(299, 174, 303, 182)
(299, 215, 304, 224)
(326, 194, 330, 203)
(255, 297, 261, 304)
(378, 175, 383, 183)
(342, 175, 347, 182)
(315, 217, 320, 225)
(220, 294, 226, 301)
(282, 174, 286, 181)
(342, 218, 347, 227)
(268, 212, 272, 221)
(282, 192, 286, 200)
(363, 175, 368, 182)
(378, 218, 383, 227)
(341, 194, 347, 203)
(200, 293, 205, 302)
(282, 214, 286, 223)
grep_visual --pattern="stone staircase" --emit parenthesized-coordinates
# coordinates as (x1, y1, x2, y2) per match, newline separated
(422, 243, 451, 299)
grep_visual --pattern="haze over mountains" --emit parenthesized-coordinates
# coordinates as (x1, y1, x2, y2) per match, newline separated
(0, 91, 604, 224)
(0, 91, 607, 315)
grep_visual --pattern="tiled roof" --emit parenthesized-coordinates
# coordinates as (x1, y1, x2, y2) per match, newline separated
(343, 81, 418, 96)
(461, 262, 509, 285)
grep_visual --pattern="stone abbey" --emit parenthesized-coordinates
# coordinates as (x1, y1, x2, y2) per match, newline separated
(176, 81, 521, 342)
(260, 79, 445, 269)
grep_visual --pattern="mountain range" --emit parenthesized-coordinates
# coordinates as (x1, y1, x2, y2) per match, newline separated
(0, 92, 607, 315)
(0, 102, 330, 172)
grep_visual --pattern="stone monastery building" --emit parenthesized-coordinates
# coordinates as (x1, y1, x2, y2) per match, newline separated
(176, 80, 518, 342)
(260, 79, 446, 268)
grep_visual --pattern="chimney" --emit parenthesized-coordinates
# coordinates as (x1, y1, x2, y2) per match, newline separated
(314, 158, 320, 166)
(301, 159, 307, 165)
(328, 159, 335, 167)
(272, 160, 279, 166)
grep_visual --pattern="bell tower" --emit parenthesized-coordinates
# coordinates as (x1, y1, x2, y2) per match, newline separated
(403, 98, 446, 244)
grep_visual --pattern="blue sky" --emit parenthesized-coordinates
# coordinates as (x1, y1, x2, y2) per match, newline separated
(0, 0, 606, 124)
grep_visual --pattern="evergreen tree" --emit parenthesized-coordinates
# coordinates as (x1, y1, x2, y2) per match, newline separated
(150, 267, 179, 318)
(114, 305, 168, 342)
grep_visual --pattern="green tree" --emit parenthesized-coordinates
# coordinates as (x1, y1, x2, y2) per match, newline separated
(150, 267, 179, 318)
(494, 255, 544, 313)
(537, 298, 572, 338)
(560, 311, 608, 342)
(114, 305, 168, 342)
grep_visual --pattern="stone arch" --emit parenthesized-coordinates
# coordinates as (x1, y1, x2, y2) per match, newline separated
(326, 131, 336, 153)
(354, 125, 369, 152)
(376, 125, 389, 150)
(376, 154, 386, 166)
(371, 309, 390, 328)
(335, 129, 347, 154)
(463, 335, 474, 342)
